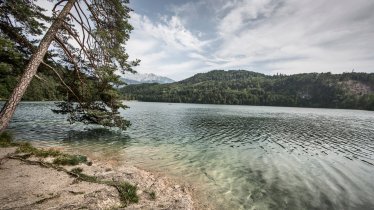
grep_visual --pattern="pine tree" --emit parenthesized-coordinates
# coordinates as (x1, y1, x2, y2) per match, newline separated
(0, 0, 139, 132)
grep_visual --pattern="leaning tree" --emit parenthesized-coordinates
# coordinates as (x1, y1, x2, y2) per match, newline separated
(0, 0, 139, 132)
(0, 0, 54, 98)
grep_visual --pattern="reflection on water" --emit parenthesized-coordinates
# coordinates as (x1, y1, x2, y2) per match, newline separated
(5, 101, 374, 209)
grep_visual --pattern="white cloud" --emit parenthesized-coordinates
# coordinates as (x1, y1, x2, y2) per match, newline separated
(127, 0, 374, 80)
(218, 0, 279, 36)
(130, 13, 206, 53)
(214, 0, 374, 74)
(126, 12, 212, 80)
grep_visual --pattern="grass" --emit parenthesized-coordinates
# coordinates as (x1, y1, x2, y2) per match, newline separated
(71, 167, 98, 182)
(16, 142, 86, 166)
(71, 167, 139, 206)
(1, 131, 87, 166)
(17, 142, 63, 157)
(16, 142, 87, 166)
(53, 154, 87, 166)
(1, 131, 63, 158)
(0, 131, 16, 147)
(110, 181, 139, 206)
(149, 191, 156, 200)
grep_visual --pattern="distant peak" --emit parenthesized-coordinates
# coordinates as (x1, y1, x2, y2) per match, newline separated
(121, 72, 174, 84)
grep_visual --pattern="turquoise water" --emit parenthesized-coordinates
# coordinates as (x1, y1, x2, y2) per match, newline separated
(6, 101, 374, 209)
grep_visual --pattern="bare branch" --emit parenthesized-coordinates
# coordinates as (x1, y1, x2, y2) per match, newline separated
(34, 74, 46, 82)
(41, 61, 82, 104)
(82, 0, 101, 27)
(72, 4, 86, 55)
(75, 1, 92, 32)
(67, 13, 99, 46)
(52, 0, 68, 12)
(61, 23, 96, 68)
(54, 35, 88, 99)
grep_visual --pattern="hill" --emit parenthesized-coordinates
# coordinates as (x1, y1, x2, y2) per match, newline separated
(120, 70, 374, 110)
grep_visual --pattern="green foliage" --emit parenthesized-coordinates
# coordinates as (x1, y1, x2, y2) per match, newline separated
(47, 0, 138, 130)
(107, 181, 139, 206)
(1, 135, 65, 158)
(0, 1, 65, 101)
(0, 0, 63, 101)
(53, 154, 88, 166)
(121, 70, 374, 111)
(148, 191, 156, 200)
(71, 168, 139, 206)
(16, 142, 63, 157)
(1, 133, 138, 207)
(0, 131, 14, 147)
(8, 139, 85, 165)
(0, 0, 50, 36)
(71, 167, 98, 182)
(1, 0, 137, 130)
(36, 149, 63, 158)
(16, 142, 40, 153)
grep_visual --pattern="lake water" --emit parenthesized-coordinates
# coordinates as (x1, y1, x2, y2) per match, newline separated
(5, 101, 374, 210)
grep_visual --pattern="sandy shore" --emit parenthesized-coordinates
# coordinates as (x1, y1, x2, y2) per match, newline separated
(0, 146, 195, 210)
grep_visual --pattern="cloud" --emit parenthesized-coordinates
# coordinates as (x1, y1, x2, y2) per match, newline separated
(127, 0, 374, 80)
(215, 0, 374, 74)
(126, 12, 211, 80)
(130, 13, 206, 53)
(218, 0, 281, 36)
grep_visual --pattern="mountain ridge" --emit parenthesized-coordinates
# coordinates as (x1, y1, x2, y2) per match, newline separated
(121, 73, 174, 84)
(120, 70, 374, 110)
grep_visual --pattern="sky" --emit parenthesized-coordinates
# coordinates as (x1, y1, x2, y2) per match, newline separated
(125, 0, 374, 81)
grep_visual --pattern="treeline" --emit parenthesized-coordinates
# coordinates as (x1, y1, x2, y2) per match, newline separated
(0, 35, 66, 101)
(0, 37, 66, 101)
(120, 70, 374, 110)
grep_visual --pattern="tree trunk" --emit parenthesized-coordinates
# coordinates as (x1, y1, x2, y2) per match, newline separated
(0, 0, 76, 132)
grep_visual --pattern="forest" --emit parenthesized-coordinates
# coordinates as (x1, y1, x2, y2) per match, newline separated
(0, 38, 65, 101)
(120, 70, 374, 110)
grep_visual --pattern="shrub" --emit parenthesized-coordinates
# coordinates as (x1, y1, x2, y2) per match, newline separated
(53, 154, 87, 165)
(0, 131, 14, 147)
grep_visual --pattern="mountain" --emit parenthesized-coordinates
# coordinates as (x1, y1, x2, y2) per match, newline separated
(121, 73, 174, 84)
(120, 70, 374, 110)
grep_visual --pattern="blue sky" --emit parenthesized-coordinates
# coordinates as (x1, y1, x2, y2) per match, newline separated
(125, 0, 374, 81)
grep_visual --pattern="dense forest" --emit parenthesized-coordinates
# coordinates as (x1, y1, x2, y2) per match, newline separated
(120, 70, 374, 110)
(0, 37, 65, 101)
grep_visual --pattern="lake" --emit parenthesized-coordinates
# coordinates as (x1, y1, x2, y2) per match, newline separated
(6, 101, 374, 210)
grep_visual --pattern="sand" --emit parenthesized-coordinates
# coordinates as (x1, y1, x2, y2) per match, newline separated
(0, 147, 195, 210)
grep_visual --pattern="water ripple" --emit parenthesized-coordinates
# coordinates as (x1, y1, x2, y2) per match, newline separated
(5, 102, 374, 210)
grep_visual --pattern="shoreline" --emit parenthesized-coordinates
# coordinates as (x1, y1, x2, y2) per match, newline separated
(1, 100, 373, 112)
(0, 143, 197, 209)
